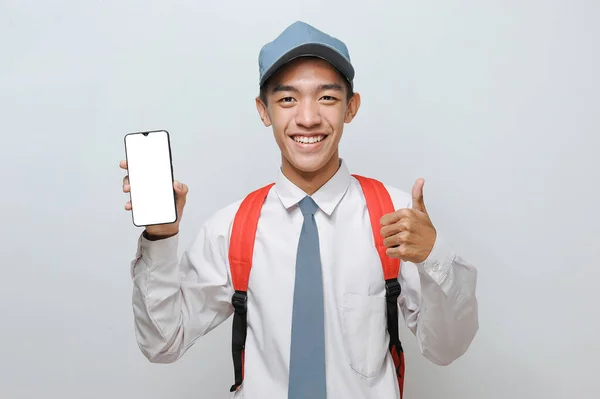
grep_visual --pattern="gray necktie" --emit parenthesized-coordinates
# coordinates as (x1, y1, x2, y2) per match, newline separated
(288, 196, 327, 399)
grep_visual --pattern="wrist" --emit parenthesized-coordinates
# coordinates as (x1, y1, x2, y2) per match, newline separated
(143, 229, 178, 241)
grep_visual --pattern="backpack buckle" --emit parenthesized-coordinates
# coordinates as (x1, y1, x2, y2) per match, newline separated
(232, 290, 248, 313)
(385, 279, 401, 301)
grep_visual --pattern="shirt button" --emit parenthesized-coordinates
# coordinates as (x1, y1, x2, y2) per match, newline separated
(431, 261, 440, 272)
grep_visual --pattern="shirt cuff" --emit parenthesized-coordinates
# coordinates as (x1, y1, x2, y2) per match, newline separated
(130, 232, 180, 278)
(415, 233, 456, 285)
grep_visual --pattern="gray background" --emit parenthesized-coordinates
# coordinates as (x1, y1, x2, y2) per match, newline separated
(1, 0, 598, 398)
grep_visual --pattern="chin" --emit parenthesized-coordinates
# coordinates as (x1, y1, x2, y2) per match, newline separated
(292, 161, 325, 174)
(285, 153, 334, 174)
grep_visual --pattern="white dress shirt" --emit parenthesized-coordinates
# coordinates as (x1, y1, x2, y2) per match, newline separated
(130, 159, 479, 398)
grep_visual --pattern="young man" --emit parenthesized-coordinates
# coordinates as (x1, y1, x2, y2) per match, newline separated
(120, 21, 478, 398)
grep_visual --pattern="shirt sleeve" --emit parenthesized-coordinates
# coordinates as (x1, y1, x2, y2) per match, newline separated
(130, 221, 234, 363)
(398, 233, 479, 366)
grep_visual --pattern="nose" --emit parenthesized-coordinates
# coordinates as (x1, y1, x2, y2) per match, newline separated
(294, 99, 322, 129)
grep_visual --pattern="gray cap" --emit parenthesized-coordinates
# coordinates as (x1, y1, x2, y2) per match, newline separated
(258, 21, 355, 87)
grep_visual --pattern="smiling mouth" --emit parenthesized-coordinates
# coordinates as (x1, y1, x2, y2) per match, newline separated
(290, 135, 327, 144)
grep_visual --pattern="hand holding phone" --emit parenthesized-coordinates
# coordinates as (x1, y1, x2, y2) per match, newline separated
(121, 130, 188, 238)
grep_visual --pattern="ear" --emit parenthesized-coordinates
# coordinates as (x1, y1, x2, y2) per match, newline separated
(344, 92, 361, 123)
(255, 96, 272, 127)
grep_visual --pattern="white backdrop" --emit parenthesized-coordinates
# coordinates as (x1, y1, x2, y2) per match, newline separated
(1, 1, 598, 398)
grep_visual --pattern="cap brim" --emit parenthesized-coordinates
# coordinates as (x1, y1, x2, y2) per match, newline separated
(259, 42, 355, 87)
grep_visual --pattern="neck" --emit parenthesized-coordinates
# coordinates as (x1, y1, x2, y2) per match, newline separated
(281, 153, 341, 196)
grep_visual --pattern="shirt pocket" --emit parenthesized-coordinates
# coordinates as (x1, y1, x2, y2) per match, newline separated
(341, 293, 389, 378)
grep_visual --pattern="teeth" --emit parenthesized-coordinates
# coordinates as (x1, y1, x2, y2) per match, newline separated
(293, 135, 325, 144)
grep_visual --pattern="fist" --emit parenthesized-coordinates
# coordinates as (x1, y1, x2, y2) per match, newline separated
(380, 178, 437, 263)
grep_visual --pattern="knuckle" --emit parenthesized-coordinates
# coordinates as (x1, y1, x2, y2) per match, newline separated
(381, 226, 392, 237)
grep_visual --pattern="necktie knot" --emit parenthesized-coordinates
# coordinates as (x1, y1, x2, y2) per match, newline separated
(298, 196, 318, 216)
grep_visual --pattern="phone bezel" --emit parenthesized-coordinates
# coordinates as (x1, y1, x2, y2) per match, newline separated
(123, 129, 178, 227)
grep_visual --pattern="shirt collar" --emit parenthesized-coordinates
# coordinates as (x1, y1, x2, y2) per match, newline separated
(274, 158, 351, 216)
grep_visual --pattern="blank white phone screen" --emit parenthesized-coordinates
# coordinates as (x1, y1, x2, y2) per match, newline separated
(125, 131, 177, 227)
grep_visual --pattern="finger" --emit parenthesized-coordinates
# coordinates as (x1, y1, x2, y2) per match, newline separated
(383, 231, 409, 248)
(380, 212, 399, 226)
(380, 208, 412, 226)
(411, 178, 427, 213)
(173, 181, 189, 208)
(124, 201, 132, 211)
(122, 175, 129, 187)
(385, 244, 408, 259)
(380, 221, 409, 238)
(120, 160, 128, 170)
(173, 180, 188, 195)
(123, 184, 130, 193)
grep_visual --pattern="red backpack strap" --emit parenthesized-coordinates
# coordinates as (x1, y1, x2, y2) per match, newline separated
(352, 174, 406, 398)
(227, 182, 275, 392)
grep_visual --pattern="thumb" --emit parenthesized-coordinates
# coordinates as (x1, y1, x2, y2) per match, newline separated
(174, 180, 188, 210)
(411, 178, 427, 213)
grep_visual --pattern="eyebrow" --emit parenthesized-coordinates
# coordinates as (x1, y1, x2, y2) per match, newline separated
(272, 84, 299, 93)
(318, 83, 344, 92)
(271, 83, 344, 93)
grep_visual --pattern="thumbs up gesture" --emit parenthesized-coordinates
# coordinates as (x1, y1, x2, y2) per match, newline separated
(380, 178, 437, 263)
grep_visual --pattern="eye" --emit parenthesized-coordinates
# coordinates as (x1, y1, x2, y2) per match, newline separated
(277, 96, 297, 107)
(320, 95, 337, 102)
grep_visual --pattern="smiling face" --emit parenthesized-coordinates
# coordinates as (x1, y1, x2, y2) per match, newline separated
(256, 57, 361, 193)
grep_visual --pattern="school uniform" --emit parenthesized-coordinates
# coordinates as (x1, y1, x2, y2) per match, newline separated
(130, 159, 479, 398)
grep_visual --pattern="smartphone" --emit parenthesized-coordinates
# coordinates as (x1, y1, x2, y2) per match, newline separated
(124, 129, 177, 227)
